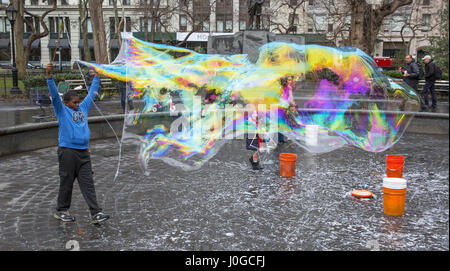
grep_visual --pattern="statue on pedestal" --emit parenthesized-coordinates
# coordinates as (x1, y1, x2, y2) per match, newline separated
(248, 0, 264, 30)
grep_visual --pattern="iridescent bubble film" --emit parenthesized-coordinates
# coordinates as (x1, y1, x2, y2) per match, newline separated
(79, 35, 420, 174)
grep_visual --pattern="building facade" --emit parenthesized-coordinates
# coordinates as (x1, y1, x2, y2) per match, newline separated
(0, 0, 445, 67)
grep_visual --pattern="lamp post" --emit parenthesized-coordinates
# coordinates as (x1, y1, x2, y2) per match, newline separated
(6, 4, 22, 95)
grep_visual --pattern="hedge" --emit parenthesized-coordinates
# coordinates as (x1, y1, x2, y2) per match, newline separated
(23, 71, 123, 98)
(23, 72, 83, 95)
(382, 70, 449, 80)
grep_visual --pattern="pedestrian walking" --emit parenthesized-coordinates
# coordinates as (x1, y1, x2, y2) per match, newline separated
(421, 55, 441, 112)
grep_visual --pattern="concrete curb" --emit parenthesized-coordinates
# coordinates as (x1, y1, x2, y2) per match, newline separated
(0, 112, 448, 157)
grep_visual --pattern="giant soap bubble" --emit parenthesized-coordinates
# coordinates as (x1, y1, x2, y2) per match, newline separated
(79, 35, 420, 174)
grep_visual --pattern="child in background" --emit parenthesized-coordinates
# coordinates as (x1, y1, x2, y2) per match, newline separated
(46, 63, 110, 224)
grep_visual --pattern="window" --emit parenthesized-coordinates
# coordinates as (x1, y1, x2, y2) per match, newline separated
(110, 17, 132, 34)
(217, 0, 232, 8)
(179, 15, 187, 31)
(307, 15, 314, 32)
(65, 17, 70, 33)
(422, 0, 430, 5)
(383, 16, 390, 32)
(391, 15, 405, 32)
(5, 18, 10, 33)
(110, 0, 130, 4)
(328, 23, 333, 32)
(87, 18, 92, 33)
(216, 14, 232, 32)
(30, 0, 39, 5)
(140, 17, 152, 32)
(226, 17, 233, 32)
(308, 0, 314, 6)
(140, 18, 159, 32)
(48, 17, 69, 34)
(239, 20, 246, 31)
(315, 15, 327, 32)
(288, 13, 299, 26)
(24, 17, 33, 33)
(194, 14, 210, 32)
(47, 0, 56, 5)
(422, 13, 431, 31)
(261, 15, 270, 30)
(217, 18, 224, 32)
(203, 20, 210, 32)
(0, 17, 5, 33)
(61, 0, 69, 5)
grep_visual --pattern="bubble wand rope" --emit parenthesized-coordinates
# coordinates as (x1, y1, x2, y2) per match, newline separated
(51, 18, 63, 63)
(63, 22, 123, 183)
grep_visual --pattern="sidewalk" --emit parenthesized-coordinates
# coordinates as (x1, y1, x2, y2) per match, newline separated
(0, 133, 448, 250)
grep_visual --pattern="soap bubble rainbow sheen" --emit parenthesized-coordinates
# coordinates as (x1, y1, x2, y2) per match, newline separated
(79, 36, 420, 174)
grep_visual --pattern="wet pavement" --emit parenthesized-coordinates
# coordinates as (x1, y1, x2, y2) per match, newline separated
(0, 133, 448, 251)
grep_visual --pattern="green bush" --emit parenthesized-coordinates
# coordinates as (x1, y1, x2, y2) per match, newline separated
(382, 70, 449, 80)
(24, 72, 83, 96)
(382, 70, 402, 79)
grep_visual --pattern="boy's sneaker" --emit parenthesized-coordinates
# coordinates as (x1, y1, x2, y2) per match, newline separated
(54, 211, 76, 222)
(91, 212, 110, 224)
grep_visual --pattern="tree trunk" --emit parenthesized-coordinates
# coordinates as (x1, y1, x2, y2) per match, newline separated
(349, 1, 373, 55)
(112, 0, 121, 45)
(348, 0, 413, 56)
(79, 0, 91, 62)
(13, 0, 25, 80)
(88, 0, 108, 64)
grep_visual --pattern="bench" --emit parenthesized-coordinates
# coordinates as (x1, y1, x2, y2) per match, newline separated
(390, 79, 449, 99)
(61, 78, 116, 99)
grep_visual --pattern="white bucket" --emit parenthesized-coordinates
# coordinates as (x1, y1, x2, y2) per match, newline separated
(382, 177, 407, 189)
(305, 125, 319, 146)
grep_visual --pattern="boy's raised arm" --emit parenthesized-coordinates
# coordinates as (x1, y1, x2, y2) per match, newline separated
(80, 72, 100, 111)
(46, 63, 63, 114)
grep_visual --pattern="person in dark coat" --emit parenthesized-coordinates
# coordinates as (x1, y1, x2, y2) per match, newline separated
(421, 55, 437, 112)
(401, 55, 420, 90)
(118, 80, 134, 112)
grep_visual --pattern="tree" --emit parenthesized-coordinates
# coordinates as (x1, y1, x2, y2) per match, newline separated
(78, 0, 91, 62)
(11, 0, 57, 80)
(384, 1, 441, 56)
(426, 2, 449, 75)
(315, 0, 352, 47)
(176, 0, 216, 47)
(269, 0, 308, 34)
(88, 0, 108, 64)
(346, 0, 413, 56)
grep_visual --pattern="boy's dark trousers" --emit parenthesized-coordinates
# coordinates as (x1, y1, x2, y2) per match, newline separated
(57, 147, 102, 216)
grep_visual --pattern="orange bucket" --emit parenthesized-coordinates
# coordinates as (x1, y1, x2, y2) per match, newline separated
(280, 153, 297, 177)
(383, 177, 407, 216)
(386, 155, 405, 178)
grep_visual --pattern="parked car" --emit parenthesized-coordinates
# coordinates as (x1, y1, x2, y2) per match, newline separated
(0, 63, 13, 69)
(27, 63, 41, 69)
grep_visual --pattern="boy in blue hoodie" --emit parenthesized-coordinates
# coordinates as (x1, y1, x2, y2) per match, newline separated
(46, 63, 110, 224)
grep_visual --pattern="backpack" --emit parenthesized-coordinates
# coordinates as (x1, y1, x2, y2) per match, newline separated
(434, 63, 443, 80)
(416, 62, 424, 80)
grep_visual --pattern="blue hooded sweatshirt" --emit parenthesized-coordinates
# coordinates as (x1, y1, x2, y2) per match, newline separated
(47, 76, 99, 149)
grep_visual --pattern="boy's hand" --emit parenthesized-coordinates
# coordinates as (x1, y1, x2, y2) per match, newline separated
(46, 63, 54, 78)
